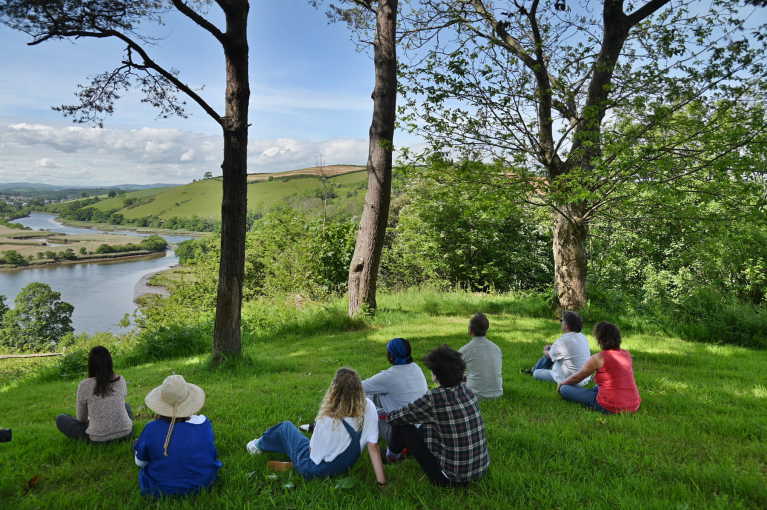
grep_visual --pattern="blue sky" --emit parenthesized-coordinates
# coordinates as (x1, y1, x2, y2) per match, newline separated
(0, 0, 409, 186)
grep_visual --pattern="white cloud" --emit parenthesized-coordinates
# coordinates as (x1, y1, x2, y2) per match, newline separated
(35, 158, 60, 168)
(0, 120, 371, 185)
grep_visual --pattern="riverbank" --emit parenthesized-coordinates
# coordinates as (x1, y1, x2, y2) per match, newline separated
(0, 250, 166, 272)
(134, 269, 172, 302)
(56, 217, 208, 238)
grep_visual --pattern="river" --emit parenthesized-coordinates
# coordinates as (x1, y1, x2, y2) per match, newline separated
(1, 213, 198, 335)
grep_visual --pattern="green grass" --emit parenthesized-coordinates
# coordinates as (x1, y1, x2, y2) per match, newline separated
(1, 291, 765, 509)
(86, 171, 368, 221)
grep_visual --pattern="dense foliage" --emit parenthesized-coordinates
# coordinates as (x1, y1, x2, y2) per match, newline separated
(0, 283, 74, 351)
(380, 170, 553, 292)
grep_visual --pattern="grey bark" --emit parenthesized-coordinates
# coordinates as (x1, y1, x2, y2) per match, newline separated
(348, 0, 398, 316)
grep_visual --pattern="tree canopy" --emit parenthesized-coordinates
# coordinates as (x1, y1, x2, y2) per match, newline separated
(397, 0, 767, 309)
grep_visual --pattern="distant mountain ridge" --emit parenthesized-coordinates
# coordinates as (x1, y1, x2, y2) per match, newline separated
(0, 182, 180, 191)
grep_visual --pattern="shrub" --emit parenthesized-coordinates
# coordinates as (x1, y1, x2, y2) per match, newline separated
(123, 323, 211, 366)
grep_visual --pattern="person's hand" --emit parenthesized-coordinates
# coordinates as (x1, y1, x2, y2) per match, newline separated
(377, 481, 388, 491)
(557, 382, 564, 395)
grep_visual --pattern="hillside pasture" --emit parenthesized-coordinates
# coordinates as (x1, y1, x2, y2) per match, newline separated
(0, 292, 764, 509)
(89, 170, 368, 221)
(246, 165, 366, 182)
(89, 187, 180, 213)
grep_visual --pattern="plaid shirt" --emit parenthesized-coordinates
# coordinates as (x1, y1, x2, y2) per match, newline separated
(386, 383, 489, 482)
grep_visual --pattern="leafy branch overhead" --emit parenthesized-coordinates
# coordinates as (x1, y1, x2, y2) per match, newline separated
(0, 0, 223, 127)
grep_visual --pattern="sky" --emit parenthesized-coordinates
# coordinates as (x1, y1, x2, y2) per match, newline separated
(0, 0, 417, 186)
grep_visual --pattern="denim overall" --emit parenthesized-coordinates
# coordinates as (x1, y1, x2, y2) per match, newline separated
(259, 420, 364, 481)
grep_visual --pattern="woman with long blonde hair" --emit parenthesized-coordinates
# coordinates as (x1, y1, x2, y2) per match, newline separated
(247, 367, 386, 486)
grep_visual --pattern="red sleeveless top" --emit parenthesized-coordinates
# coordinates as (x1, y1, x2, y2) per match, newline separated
(595, 349, 641, 413)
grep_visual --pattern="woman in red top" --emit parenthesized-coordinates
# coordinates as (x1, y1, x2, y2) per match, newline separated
(557, 322, 641, 414)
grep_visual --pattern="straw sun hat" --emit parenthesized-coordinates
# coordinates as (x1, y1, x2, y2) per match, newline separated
(145, 375, 205, 456)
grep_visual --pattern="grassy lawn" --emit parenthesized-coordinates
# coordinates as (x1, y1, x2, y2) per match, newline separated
(1, 292, 765, 509)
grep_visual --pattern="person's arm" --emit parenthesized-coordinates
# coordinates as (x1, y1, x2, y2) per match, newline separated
(134, 428, 151, 467)
(75, 381, 88, 423)
(386, 393, 433, 427)
(543, 344, 552, 359)
(557, 353, 604, 394)
(367, 442, 387, 489)
(361, 370, 392, 396)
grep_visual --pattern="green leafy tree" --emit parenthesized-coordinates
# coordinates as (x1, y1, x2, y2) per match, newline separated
(398, 0, 767, 310)
(0, 283, 74, 351)
(204, 171, 213, 180)
(79, 247, 87, 255)
(0, 295, 8, 323)
(0, 0, 252, 360)
(107, 190, 117, 198)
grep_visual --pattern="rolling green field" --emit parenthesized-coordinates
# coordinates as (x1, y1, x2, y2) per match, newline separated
(1, 292, 765, 509)
(86, 169, 368, 221)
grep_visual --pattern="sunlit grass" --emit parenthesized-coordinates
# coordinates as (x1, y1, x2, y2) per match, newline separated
(1, 291, 765, 509)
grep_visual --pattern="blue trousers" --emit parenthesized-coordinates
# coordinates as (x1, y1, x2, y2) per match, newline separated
(532, 356, 556, 383)
(259, 421, 362, 481)
(559, 385, 612, 414)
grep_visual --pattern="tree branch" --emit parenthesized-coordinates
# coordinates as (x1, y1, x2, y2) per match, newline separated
(170, 0, 226, 46)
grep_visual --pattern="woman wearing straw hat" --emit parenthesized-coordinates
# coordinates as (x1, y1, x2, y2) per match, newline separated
(133, 375, 222, 497)
(247, 367, 387, 487)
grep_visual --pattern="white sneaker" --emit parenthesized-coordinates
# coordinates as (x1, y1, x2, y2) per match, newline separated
(299, 423, 315, 433)
(246, 438, 262, 455)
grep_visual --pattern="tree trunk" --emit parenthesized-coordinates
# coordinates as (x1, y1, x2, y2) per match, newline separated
(348, 0, 398, 317)
(552, 206, 589, 311)
(212, 0, 249, 360)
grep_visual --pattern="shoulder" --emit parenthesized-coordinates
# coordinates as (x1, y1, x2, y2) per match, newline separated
(186, 415, 209, 426)
(458, 341, 471, 353)
(77, 378, 95, 392)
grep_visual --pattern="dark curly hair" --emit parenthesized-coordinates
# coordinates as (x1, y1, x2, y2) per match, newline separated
(594, 321, 622, 350)
(423, 345, 466, 388)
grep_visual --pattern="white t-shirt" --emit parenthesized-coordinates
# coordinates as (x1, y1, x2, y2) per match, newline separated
(362, 363, 428, 413)
(549, 332, 592, 385)
(309, 398, 379, 465)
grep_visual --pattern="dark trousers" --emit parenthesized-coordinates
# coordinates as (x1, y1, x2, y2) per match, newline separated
(56, 403, 134, 443)
(389, 425, 470, 488)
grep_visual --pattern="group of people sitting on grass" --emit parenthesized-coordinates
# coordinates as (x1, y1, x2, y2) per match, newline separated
(54, 311, 640, 497)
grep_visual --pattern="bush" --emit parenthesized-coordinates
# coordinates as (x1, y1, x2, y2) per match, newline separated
(123, 323, 211, 366)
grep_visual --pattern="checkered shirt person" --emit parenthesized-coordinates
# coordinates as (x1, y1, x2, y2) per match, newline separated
(386, 382, 489, 482)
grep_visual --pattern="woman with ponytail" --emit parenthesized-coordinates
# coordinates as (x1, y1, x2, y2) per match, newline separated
(55, 346, 133, 443)
(133, 375, 222, 497)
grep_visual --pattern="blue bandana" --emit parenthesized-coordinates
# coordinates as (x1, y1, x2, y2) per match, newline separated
(387, 338, 411, 365)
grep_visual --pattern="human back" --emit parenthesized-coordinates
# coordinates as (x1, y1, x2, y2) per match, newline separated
(56, 345, 133, 443)
(459, 313, 503, 400)
(595, 347, 641, 413)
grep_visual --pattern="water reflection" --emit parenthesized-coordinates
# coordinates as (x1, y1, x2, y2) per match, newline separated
(1, 213, 201, 335)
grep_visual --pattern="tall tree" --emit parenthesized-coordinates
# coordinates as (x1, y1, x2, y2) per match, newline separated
(313, 0, 399, 316)
(398, 0, 767, 309)
(0, 0, 250, 359)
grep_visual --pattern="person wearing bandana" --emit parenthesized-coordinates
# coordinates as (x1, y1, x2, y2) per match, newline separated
(361, 338, 428, 458)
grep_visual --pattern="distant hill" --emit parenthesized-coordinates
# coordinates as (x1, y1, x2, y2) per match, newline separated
(83, 165, 368, 222)
(0, 182, 181, 192)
